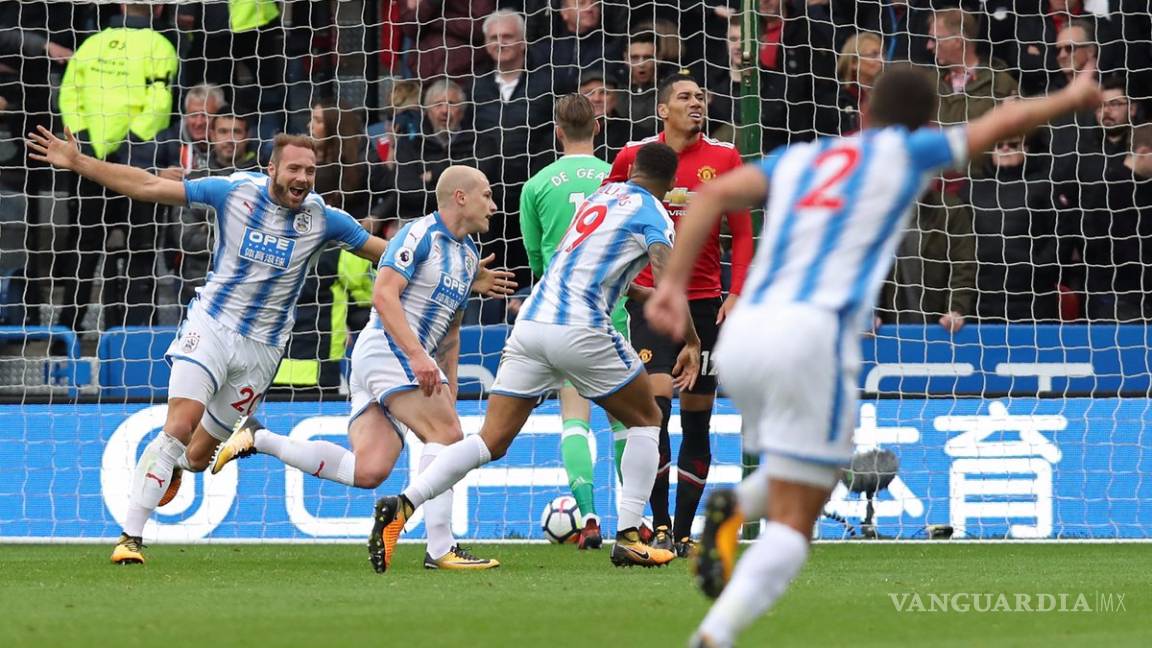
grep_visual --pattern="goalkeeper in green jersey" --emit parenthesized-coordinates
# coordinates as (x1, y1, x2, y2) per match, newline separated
(519, 93, 631, 549)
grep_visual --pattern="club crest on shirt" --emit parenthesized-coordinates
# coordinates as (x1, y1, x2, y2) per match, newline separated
(181, 330, 200, 353)
(293, 211, 312, 234)
(697, 165, 717, 181)
(638, 348, 653, 363)
(464, 254, 476, 274)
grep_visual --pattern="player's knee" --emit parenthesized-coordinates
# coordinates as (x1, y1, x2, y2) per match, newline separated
(422, 420, 464, 446)
(636, 400, 663, 429)
(355, 464, 393, 489)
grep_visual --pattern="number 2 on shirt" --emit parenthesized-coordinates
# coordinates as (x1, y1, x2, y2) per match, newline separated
(795, 146, 860, 210)
(565, 202, 608, 251)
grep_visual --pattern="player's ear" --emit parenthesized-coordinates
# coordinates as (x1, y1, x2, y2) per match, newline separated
(657, 103, 669, 120)
(593, 119, 601, 136)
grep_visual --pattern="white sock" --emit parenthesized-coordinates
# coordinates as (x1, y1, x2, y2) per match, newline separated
(124, 432, 186, 537)
(255, 429, 356, 486)
(617, 425, 659, 531)
(175, 452, 195, 472)
(735, 466, 771, 520)
(696, 521, 809, 646)
(402, 435, 490, 508)
(419, 443, 455, 559)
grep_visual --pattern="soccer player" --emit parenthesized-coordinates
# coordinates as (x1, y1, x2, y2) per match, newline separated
(27, 128, 385, 563)
(212, 166, 502, 570)
(369, 142, 701, 572)
(643, 65, 1102, 647)
(607, 71, 754, 555)
(26, 128, 510, 565)
(519, 93, 630, 550)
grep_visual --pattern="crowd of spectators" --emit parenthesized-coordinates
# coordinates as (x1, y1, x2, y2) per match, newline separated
(3, 0, 1152, 366)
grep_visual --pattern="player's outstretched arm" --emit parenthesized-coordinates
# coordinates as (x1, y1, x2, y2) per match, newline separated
(27, 126, 186, 206)
(471, 253, 517, 297)
(354, 235, 389, 263)
(373, 268, 441, 396)
(435, 311, 464, 402)
(966, 67, 1101, 158)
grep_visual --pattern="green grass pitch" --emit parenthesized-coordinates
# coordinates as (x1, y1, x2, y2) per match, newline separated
(1, 543, 1146, 647)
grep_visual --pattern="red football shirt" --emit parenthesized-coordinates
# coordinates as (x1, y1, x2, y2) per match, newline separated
(607, 133, 754, 300)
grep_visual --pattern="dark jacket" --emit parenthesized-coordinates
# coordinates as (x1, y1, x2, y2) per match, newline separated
(379, 118, 498, 220)
(468, 67, 556, 194)
(968, 162, 1063, 321)
(528, 27, 624, 96)
(400, 0, 495, 80)
(758, 3, 840, 153)
(1075, 143, 1152, 318)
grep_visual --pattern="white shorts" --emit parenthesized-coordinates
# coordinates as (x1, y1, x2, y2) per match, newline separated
(348, 328, 445, 433)
(491, 320, 642, 400)
(714, 303, 859, 485)
(166, 307, 283, 441)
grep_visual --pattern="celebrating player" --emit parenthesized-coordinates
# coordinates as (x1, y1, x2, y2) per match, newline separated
(643, 65, 1102, 647)
(26, 128, 512, 565)
(212, 166, 505, 570)
(519, 93, 631, 550)
(28, 129, 386, 563)
(369, 142, 700, 572)
(607, 71, 754, 555)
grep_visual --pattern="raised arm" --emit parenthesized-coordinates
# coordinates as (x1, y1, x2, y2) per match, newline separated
(27, 126, 186, 206)
(373, 268, 442, 397)
(353, 235, 389, 263)
(966, 68, 1101, 158)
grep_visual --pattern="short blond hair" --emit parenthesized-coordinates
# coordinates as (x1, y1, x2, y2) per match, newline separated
(837, 32, 883, 83)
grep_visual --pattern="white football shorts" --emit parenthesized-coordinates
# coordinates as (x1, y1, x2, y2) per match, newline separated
(165, 306, 283, 441)
(491, 320, 642, 400)
(348, 327, 445, 432)
(714, 302, 859, 487)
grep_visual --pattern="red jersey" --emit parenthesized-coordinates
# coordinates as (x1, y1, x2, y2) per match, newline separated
(607, 133, 754, 300)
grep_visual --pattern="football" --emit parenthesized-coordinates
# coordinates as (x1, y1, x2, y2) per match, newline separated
(540, 495, 581, 544)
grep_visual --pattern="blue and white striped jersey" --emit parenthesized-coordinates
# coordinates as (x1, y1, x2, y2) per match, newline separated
(521, 181, 674, 330)
(366, 212, 479, 354)
(183, 172, 370, 347)
(744, 125, 967, 326)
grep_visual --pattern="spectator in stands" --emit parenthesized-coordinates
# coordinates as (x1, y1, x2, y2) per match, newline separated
(755, 0, 840, 152)
(617, 32, 664, 143)
(969, 133, 1064, 321)
(881, 8, 1016, 332)
(133, 84, 225, 179)
(470, 10, 554, 200)
(380, 80, 497, 222)
(207, 112, 259, 173)
(1048, 19, 1104, 205)
(56, 3, 178, 331)
(835, 31, 884, 134)
(579, 70, 630, 162)
(705, 16, 747, 143)
(174, 110, 259, 307)
(533, 0, 624, 95)
(400, 0, 495, 80)
(928, 6, 1020, 132)
(309, 99, 370, 219)
(175, 0, 286, 139)
(1075, 76, 1150, 321)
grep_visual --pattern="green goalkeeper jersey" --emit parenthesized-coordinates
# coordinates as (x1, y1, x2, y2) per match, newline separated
(519, 154, 612, 276)
(519, 154, 629, 335)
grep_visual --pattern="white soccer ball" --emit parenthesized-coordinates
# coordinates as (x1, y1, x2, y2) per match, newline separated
(540, 495, 581, 544)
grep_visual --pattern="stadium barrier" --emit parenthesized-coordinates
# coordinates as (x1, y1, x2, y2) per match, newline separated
(2, 394, 1148, 542)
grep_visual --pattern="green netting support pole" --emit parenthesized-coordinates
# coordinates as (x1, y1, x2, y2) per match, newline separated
(738, 0, 762, 540)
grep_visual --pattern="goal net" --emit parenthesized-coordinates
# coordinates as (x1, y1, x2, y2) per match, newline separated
(1, 0, 1150, 543)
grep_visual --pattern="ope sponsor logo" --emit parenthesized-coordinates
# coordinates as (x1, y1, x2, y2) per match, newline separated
(888, 592, 1128, 613)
